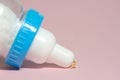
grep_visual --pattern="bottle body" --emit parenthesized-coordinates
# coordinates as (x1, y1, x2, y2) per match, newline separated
(0, 3, 22, 58)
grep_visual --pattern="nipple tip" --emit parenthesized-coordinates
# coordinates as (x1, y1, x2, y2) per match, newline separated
(70, 58, 77, 69)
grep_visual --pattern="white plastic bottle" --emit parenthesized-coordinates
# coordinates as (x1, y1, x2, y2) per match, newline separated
(0, 0, 76, 68)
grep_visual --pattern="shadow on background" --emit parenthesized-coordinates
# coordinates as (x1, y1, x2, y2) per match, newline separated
(0, 57, 64, 70)
(0, 57, 18, 70)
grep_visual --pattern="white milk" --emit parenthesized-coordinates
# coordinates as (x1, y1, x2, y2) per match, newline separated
(0, 3, 19, 57)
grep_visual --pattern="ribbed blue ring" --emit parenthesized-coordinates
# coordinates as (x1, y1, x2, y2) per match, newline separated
(5, 9, 44, 68)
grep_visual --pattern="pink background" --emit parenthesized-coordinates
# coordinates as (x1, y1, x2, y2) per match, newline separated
(0, 0, 120, 80)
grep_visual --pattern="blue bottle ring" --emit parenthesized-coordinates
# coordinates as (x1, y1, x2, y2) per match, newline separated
(5, 9, 44, 68)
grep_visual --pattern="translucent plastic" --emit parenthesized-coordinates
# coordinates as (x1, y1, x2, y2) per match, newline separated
(0, 0, 24, 57)
(0, 0, 23, 18)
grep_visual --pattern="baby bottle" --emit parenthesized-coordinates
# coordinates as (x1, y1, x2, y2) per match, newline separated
(0, 0, 76, 68)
